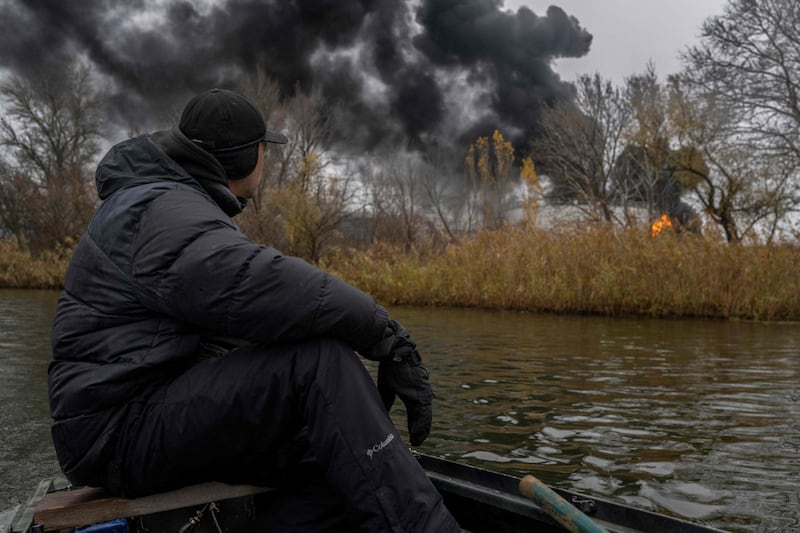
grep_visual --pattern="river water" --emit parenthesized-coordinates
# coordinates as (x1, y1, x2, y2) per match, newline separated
(1, 289, 798, 532)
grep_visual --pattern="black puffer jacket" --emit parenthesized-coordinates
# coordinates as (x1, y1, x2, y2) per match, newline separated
(49, 128, 388, 487)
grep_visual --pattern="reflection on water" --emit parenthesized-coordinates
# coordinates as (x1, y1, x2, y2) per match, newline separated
(1, 291, 799, 532)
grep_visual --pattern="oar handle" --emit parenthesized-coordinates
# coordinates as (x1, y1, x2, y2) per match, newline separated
(519, 475, 608, 533)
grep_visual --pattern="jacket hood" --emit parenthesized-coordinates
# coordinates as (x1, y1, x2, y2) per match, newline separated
(95, 130, 243, 217)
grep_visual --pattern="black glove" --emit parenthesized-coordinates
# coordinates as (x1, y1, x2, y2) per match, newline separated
(362, 320, 433, 446)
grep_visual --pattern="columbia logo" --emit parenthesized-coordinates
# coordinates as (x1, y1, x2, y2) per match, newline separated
(366, 433, 395, 459)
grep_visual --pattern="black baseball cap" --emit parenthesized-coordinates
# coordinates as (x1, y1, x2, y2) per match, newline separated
(179, 88, 288, 152)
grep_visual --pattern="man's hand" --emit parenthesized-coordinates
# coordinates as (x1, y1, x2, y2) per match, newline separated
(362, 320, 433, 446)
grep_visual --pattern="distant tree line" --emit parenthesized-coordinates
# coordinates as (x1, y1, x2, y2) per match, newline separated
(1, 0, 798, 261)
(0, 62, 540, 262)
(534, 0, 800, 244)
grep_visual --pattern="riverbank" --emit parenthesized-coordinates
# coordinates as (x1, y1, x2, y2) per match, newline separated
(322, 226, 800, 322)
(0, 240, 70, 290)
(4, 226, 800, 321)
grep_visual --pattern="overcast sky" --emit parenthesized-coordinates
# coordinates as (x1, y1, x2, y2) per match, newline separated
(507, 0, 729, 83)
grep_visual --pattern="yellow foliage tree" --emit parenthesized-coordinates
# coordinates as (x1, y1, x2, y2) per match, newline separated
(519, 156, 541, 225)
(464, 130, 516, 230)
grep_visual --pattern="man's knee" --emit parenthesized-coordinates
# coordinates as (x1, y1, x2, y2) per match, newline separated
(287, 338, 371, 390)
(230, 338, 369, 395)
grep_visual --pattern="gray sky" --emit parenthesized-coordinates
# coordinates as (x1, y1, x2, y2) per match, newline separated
(506, 0, 729, 83)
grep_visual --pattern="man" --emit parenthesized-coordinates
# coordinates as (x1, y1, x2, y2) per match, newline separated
(49, 88, 460, 532)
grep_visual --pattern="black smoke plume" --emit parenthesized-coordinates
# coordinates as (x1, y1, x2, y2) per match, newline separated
(0, 0, 592, 154)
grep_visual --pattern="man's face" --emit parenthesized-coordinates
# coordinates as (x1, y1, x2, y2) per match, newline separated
(229, 142, 265, 199)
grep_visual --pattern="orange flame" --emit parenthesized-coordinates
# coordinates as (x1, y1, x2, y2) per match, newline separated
(651, 214, 673, 238)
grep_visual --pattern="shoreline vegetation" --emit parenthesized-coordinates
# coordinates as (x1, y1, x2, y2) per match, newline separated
(5, 225, 799, 322)
(0, 239, 72, 291)
(323, 226, 800, 322)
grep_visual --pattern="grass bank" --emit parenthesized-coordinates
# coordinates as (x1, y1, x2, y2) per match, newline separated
(323, 226, 800, 322)
(4, 227, 800, 321)
(0, 239, 71, 289)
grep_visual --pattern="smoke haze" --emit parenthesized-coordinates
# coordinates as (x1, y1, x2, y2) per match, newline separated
(0, 0, 592, 153)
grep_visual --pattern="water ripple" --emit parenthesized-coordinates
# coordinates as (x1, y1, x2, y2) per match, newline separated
(3, 297, 800, 533)
(393, 307, 800, 533)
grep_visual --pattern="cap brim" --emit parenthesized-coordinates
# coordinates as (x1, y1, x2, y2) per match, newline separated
(264, 130, 288, 144)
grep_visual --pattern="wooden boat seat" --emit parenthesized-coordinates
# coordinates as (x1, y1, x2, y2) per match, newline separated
(33, 481, 271, 532)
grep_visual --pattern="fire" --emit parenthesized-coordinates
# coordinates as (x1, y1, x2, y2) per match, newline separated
(651, 214, 673, 238)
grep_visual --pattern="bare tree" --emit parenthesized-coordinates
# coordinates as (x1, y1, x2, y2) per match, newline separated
(236, 81, 358, 261)
(620, 66, 673, 219)
(419, 148, 462, 243)
(669, 77, 799, 243)
(683, 0, 800, 165)
(676, 0, 800, 241)
(534, 74, 631, 224)
(0, 163, 35, 244)
(239, 67, 288, 192)
(367, 152, 427, 249)
(0, 62, 104, 251)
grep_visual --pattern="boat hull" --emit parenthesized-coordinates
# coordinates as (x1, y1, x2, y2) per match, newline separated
(3, 453, 726, 533)
(419, 453, 724, 533)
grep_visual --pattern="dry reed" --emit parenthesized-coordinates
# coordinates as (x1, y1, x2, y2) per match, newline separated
(323, 226, 800, 321)
(5, 226, 799, 322)
(0, 239, 71, 289)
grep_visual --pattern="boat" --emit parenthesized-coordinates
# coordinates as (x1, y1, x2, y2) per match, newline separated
(2, 453, 726, 533)
(419, 453, 725, 532)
